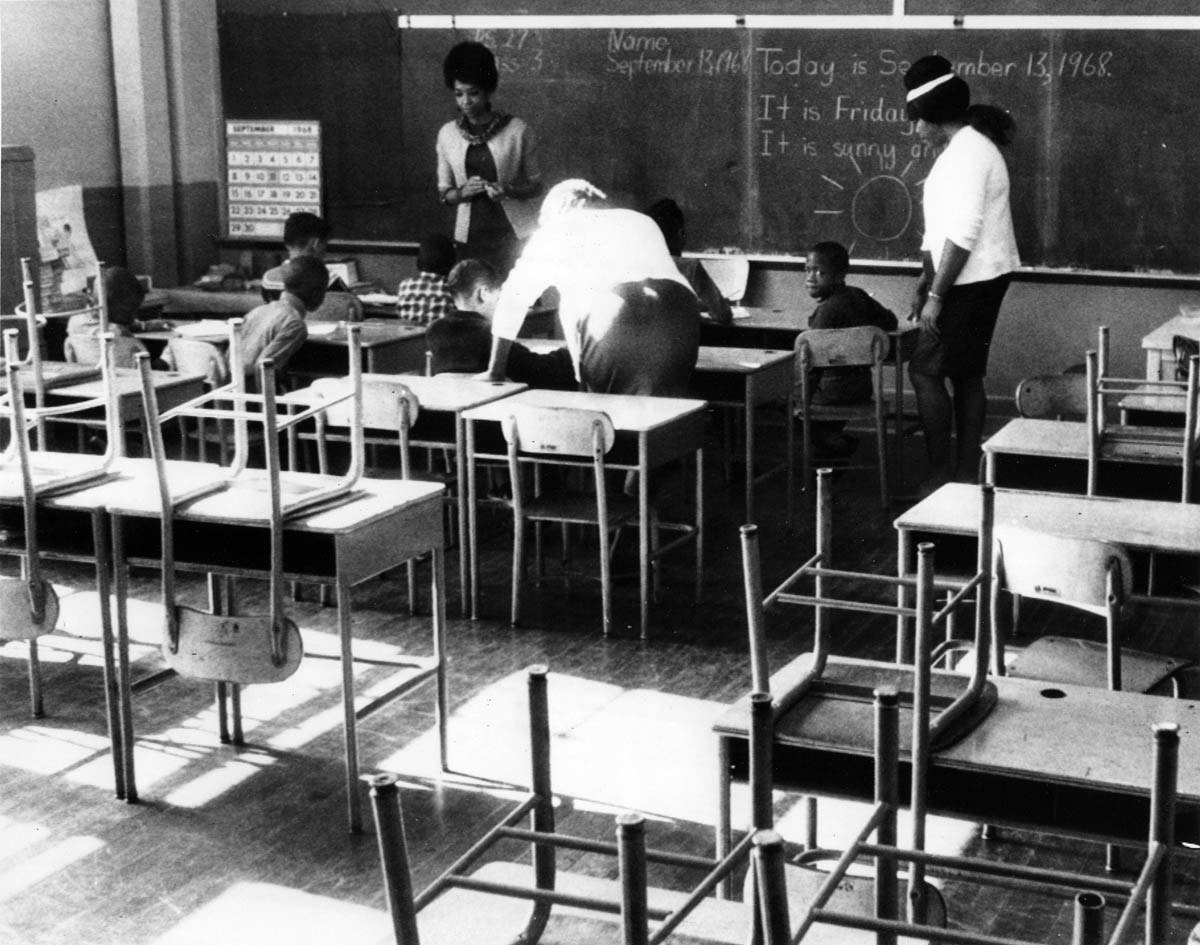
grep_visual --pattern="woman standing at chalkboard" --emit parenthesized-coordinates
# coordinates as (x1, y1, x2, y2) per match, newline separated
(904, 55, 1019, 488)
(437, 41, 542, 275)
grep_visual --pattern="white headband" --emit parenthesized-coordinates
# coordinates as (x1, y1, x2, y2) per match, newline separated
(906, 72, 955, 103)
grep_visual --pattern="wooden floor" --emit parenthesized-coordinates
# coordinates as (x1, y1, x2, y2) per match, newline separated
(2, 418, 1199, 944)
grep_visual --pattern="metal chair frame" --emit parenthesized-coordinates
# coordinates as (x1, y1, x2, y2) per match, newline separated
(1086, 325, 1200, 503)
(0, 328, 120, 716)
(366, 664, 779, 945)
(794, 326, 891, 508)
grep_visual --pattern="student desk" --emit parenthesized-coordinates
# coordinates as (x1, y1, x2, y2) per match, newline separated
(894, 482, 1200, 603)
(983, 417, 1196, 499)
(46, 367, 206, 456)
(701, 309, 918, 495)
(691, 346, 795, 526)
(462, 388, 707, 638)
(1119, 384, 1190, 425)
(518, 340, 794, 525)
(714, 656, 1200, 851)
(286, 319, 428, 377)
(0, 361, 100, 393)
(354, 373, 528, 613)
(0, 455, 228, 801)
(104, 472, 447, 833)
(1141, 310, 1200, 380)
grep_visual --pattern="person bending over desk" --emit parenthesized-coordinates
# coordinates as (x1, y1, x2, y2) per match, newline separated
(643, 197, 733, 326)
(241, 255, 326, 390)
(428, 259, 575, 389)
(803, 240, 898, 459)
(479, 179, 700, 397)
(261, 211, 364, 325)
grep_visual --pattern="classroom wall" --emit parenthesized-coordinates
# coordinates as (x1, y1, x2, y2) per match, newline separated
(0, 0, 223, 292)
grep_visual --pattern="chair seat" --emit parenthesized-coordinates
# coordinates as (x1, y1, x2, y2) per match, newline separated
(522, 490, 639, 527)
(1007, 635, 1190, 694)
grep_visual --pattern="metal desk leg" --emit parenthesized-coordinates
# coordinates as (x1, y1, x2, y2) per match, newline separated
(743, 381, 754, 524)
(896, 528, 912, 664)
(785, 389, 796, 528)
(431, 545, 449, 772)
(90, 509, 125, 800)
(639, 436, 650, 639)
(466, 420, 480, 620)
(336, 568, 362, 834)
(894, 349, 905, 495)
(716, 734, 732, 899)
(111, 514, 138, 803)
(696, 448, 705, 603)
(454, 415, 469, 615)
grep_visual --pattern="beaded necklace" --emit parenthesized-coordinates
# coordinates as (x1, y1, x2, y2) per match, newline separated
(456, 111, 512, 146)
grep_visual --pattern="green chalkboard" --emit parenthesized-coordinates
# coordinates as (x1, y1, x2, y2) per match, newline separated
(218, 14, 1200, 274)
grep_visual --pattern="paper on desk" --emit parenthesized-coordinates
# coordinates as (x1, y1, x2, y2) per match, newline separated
(357, 292, 399, 306)
(730, 306, 752, 319)
(306, 323, 338, 336)
(173, 320, 230, 339)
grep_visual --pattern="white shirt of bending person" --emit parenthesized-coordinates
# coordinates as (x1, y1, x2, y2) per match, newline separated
(490, 206, 692, 372)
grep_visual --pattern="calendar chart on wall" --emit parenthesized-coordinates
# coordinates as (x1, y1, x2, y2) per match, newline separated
(225, 120, 322, 239)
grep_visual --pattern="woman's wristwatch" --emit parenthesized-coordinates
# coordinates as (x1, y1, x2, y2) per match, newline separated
(440, 187, 457, 205)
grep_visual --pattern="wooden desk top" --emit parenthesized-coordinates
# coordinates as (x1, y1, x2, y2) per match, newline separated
(717, 306, 810, 333)
(714, 655, 1200, 806)
(48, 367, 205, 399)
(0, 455, 223, 507)
(1142, 311, 1200, 349)
(154, 287, 260, 316)
(304, 319, 425, 347)
(695, 346, 792, 373)
(984, 417, 1194, 465)
(104, 466, 444, 534)
(361, 373, 526, 413)
(0, 361, 101, 393)
(462, 387, 707, 433)
(894, 482, 1200, 555)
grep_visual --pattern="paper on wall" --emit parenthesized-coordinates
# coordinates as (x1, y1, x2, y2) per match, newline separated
(35, 184, 99, 302)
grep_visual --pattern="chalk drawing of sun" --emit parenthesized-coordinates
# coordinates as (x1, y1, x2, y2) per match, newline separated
(814, 156, 921, 253)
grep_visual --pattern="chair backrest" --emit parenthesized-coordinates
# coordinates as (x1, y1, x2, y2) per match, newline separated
(500, 405, 615, 457)
(310, 375, 418, 431)
(795, 325, 888, 371)
(1174, 334, 1199, 382)
(1013, 373, 1090, 419)
(165, 337, 231, 388)
(993, 526, 1132, 617)
(703, 257, 750, 303)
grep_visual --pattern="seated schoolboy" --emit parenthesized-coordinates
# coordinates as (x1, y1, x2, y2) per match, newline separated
(261, 212, 363, 324)
(643, 197, 733, 326)
(396, 233, 456, 325)
(802, 240, 898, 457)
(241, 255, 327, 389)
(429, 259, 575, 390)
(65, 266, 153, 368)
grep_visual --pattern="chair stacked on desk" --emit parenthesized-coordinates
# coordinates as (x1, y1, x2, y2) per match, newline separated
(0, 328, 122, 719)
(1086, 324, 1200, 503)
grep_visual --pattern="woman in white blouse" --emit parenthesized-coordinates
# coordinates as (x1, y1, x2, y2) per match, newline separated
(436, 41, 542, 275)
(904, 54, 1020, 488)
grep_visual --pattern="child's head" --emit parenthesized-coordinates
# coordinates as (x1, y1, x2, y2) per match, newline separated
(643, 198, 686, 256)
(279, 255, 328, 312)
(417, 233, 457, 277)
(805, 241, 849, 300)
(100, 267, 147, 326)
(446, 259, 502, 318)
(282, 212, 332, 258)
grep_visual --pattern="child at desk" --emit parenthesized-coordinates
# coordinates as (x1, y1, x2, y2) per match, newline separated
(261, 212, 363, 324)
(803, 240, 898, 458)
(643, 197, 733, 326)
(396, 233, 456, 325)
(241, 255, 327, 389)
(65, 266, 154, 368)
(428, 259, 575, 389)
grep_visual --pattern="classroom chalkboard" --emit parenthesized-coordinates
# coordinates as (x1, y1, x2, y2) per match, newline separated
(218, 14, 1200, 274)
